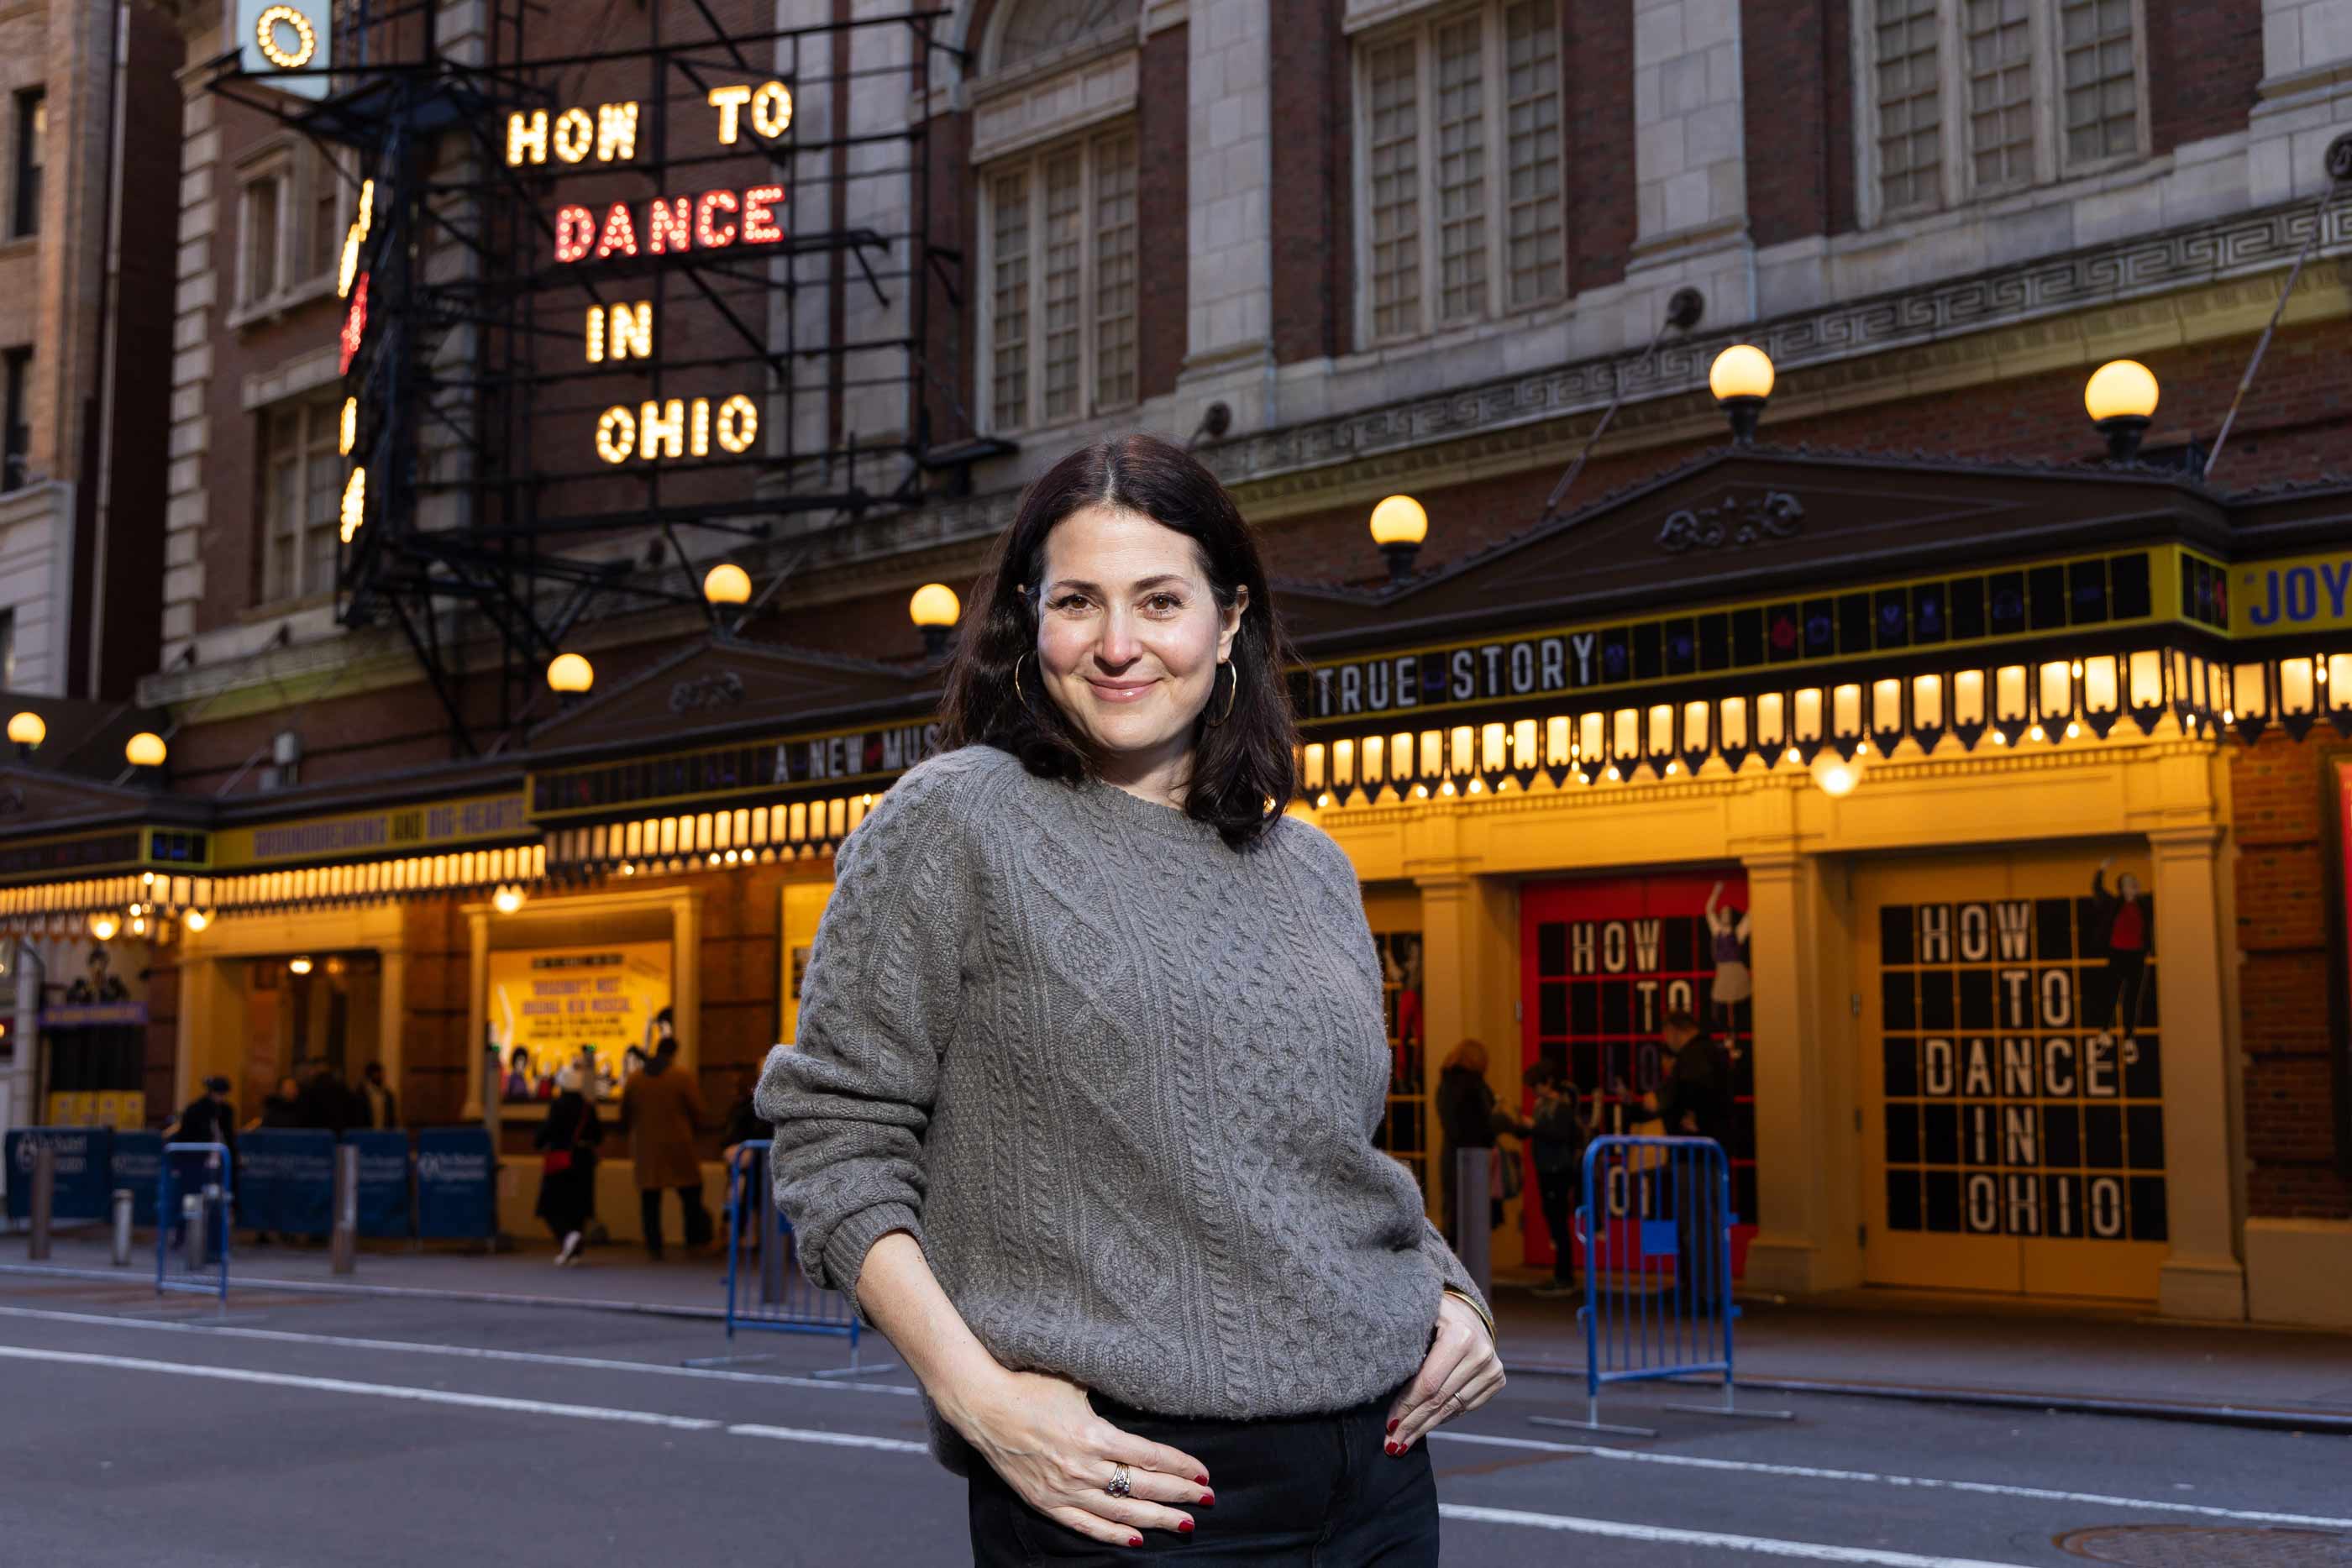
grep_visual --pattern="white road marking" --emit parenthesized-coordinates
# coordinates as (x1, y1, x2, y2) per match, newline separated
(0, 1303, 917, 1397)
(0, 1345, 726, 1432)
(727, 1423, 928, 1454)
(1429, 1429, 2352, 1530)
(1438, 1504, 2036, 1566)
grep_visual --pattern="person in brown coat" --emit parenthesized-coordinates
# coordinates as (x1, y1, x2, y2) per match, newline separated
(617, 1030, 710, 1260)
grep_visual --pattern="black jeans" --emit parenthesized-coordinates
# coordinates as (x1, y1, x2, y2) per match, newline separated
(638, 1183, 711, 1254)
(969, 1387, 1437, 1565)
(1535, 1167, 1581, 1284)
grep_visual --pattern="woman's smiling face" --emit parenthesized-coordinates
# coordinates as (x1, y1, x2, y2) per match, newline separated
(1033, 503, 1243, 798)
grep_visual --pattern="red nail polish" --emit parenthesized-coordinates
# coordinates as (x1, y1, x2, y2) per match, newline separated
(1195, 1475, 1210, 1486)
(1127, 1537, 1142, 1549)
(1385, 1441, 1400, 1455)
(1199, 1493, 1215, 1508)
(1386, 1418, 1399, 1434)
(1179, 1519, 1194, 1534)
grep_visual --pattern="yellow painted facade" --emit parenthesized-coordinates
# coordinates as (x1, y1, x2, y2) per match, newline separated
(1314, 726, 2246, 1318)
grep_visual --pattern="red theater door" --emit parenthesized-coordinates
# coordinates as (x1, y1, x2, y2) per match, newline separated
(1520, 873, 1758, 1279)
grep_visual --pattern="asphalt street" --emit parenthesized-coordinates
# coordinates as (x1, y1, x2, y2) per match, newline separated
(1, 1273, 2348, 1566)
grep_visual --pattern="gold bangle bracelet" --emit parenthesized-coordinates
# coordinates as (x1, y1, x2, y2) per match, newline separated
(1442, 1287, 1496, 1345)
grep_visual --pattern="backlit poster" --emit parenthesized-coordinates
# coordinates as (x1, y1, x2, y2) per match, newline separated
(486, 941, 671, 1102)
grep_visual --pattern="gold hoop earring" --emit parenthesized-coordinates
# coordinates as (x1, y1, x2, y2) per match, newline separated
(1013, 653, 1032, 707)
(1207, 659, 1239, 726)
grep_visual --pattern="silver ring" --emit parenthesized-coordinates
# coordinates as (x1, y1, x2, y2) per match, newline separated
(1105, 1464, 1132, 1498)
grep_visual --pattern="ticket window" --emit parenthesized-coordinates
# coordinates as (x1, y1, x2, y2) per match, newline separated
(1857, 850, 2167, 1302)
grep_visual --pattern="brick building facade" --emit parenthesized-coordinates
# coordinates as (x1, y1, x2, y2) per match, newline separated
(0, 0, 2346, 1316)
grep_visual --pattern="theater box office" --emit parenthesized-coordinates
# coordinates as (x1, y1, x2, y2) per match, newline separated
(1, 447, 2348, 1320)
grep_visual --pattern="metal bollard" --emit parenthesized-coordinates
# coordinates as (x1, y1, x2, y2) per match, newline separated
(330, 1142, 359, 1275)
(111, 1188, 134, 1266)
(182, 1191, 207, 1273)
(1452, 1146, 1492, 1302)
(27, 1144, 55, 1260)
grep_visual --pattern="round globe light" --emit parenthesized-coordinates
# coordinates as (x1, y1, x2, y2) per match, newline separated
(1368, 495, 1429, 548)
(124, 732, 167, 768)
(546, 653, 595, 694)
(7, 711, 44, 748)
(909, 582, 962, 629)
(2084, 359, 2159, 423)
(703, 563, 753, 606)
(1709, 343, 1776, 403)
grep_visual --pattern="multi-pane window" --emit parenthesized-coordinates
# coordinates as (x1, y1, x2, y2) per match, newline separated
(2058, 0, 2138, 164)
(984, 129, 1138, 432)
(260, 399, 344, 602)
(1, 347, 28, 493)
(1866, 0, 2143, 220)
(241, 170, 285, 306)
(1358, 0, 1565, 345)
(1875, 0, 1945, 212)
(11, 89, 41, 238)
(1964, 0, 2034, 191)
(237, 149, 349, 310)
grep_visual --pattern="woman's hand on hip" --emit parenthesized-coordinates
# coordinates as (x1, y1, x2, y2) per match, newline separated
(1386, 1293, 1504, 1453)
(950, 1368, 1213, 1546)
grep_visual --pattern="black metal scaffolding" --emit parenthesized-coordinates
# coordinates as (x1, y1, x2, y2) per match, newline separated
(204, 3, 978, 753)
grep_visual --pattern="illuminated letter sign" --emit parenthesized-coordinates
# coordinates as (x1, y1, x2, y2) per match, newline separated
(709, 81, 795, 143)
(238, 1, 333, 99)
(339, 274, 368, 374)
(507, 101, 644, 166)
(554, 205, 595, 264)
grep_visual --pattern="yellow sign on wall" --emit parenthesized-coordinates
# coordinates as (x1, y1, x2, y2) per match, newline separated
(486, 941, 671, 1103)
(2231, 550, 2352, 637)
(215, 792, 529, 869)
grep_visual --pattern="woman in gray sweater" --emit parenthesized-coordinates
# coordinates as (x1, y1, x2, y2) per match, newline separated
(757, 435, 1499, 1561)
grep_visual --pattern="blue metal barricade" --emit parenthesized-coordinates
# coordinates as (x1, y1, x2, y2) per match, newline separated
(720, 1141, 890, 1376)
(1530, 1134, 1781, 1437)
(155, 1142, 232, 1303)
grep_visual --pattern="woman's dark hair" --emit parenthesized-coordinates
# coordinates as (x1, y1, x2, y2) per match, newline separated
(939, 435, 1299, 849)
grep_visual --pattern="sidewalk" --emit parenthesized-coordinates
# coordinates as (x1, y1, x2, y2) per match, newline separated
(1494, 1282, 2352, 1425)
(7, 1231, 2350, 1426)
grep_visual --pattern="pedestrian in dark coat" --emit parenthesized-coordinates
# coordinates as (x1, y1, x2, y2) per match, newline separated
(1433, 1038, 1528, 1251)
(535, 1067, 602, 1266)
(1523, 1061, 1588, 1296)
(167, 1077, 238, 1156)
(1630, 1009, 1736, 1304)
(617, 1040, 709, 1259)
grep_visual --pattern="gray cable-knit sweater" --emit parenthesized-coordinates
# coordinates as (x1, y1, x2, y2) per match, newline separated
(755, 743, 1483, 1472)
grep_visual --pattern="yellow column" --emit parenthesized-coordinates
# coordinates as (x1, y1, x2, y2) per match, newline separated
(462, 910, 490, 1120)
(1415, 872, 1521, 1265)
(1738, 850, 1861, 1294)
(2147, 824, 2248, 1320)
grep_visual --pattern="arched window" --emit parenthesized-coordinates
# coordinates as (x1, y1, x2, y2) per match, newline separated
(989, 0, 1140, 76)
